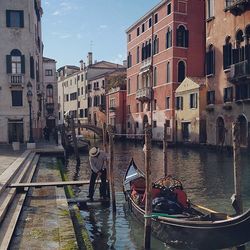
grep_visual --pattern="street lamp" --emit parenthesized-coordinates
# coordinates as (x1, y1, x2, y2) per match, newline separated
(27, 82, 34, 143)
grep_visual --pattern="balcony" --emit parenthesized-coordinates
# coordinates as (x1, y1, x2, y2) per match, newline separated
(8, 74, 24, 85)
(140, 58, 152, 73)
(136, 87, 152, 102)
(225, 0, 250, 15)
(228, 60, 250, 83)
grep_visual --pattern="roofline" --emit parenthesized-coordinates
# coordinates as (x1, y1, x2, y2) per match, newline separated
(126, 0, 166, 33)
(88, 68, 126, 81)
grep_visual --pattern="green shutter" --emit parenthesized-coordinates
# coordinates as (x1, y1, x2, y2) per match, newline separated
(6, 10, 10, 27)
(21, 55, 25, 74)
(6, 55, 12, 73)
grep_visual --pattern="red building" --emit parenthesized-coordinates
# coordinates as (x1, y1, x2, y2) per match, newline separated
(126, 0, 205, 141)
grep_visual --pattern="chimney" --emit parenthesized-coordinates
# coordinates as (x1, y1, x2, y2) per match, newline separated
(79, 60, 84, 70)
(87, 52, 93, 66)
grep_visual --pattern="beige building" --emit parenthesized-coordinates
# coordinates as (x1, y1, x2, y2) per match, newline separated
(175, 77, 206, 144)
(0, 0, 44, 143)
(43, 57, 58, 132)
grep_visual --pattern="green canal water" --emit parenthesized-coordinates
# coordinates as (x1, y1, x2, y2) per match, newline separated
(65, 141, 250, 250)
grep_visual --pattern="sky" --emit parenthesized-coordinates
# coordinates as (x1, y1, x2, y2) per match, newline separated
(42, 0, 160, 69)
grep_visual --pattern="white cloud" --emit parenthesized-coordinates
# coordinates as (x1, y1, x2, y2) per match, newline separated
(99, 24, 108, 29)
(52, 10, 60, 16)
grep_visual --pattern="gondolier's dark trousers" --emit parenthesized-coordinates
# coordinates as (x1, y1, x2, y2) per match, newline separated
(88, 168, 107, 199)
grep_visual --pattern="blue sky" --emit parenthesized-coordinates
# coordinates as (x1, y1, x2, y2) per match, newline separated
(42, 0, 159, 68)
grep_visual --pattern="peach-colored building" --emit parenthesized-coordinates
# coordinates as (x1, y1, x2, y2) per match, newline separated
(126, 0, 205, 141)
(205, 0, 250, 148)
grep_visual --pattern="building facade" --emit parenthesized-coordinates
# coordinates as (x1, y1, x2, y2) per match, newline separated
(43, 57, 58, 133)
(0, 0, 43, 143)
(175, 77, 206, 144)
(126, 0, 205, 141)
(205, 0, 250, 148)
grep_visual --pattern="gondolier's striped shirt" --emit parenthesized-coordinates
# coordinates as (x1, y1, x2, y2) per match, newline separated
(89, 151, 108, 173)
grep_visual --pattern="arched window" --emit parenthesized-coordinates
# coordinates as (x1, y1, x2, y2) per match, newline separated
(236, 29, 244, 47)
(46, 85, 53, 103)
(178, 61, 185, 83)
(223, 36, 232, 70)
(6, 49, 25, 74)
(166, 61, 171, 83)
(166, 27, 172, 49)
(176, 25, 189, 47)
(154, 67, 157, 86)
(206, 44, 215, 75)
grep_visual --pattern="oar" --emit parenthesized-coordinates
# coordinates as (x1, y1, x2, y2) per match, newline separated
(144, 213, 180, 219)
(191, 203, 231, 219)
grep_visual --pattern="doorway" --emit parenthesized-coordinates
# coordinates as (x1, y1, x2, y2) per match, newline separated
(182, 122, 190, 142)
(8, 119, 24, 143)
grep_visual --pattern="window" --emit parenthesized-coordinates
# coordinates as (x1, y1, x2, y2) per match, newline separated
(136, 75, 139, 90)
(12, 90, 23, 106)
(142, 40, 151, 61)
(81, 74, 84, 81)
(207, 0, 214, 19)
(46, 85, 53, 103)
(176, 25, 189, 48)
(167, 3, 171, 15)
(224, 87, 233, 102)
(6, 10, 24, 28)
(154, 13, 158, 24)
(140, 103, 143, 112)
(153, 121, 157, 128)
(65, 94, 69, 102)
(223, 36, 232, 70)
(137, 46, 140, 64)
(166, 27, 172, 49)
(178, 61, 186, 82)
(128, 33, 131, 42)
(149, 18, 152, 28)
(78, 101, 80, 108)
(153, 67, 157, 86)
(236, 84, 250, 101)
(166, 97, 170, 109)
(6, 49, 25, 74)
(166, 62, 171, 83)
(127, 52, 132, 68)
(142, 23, 145, 33)
(128, 105, 131, 113)
(70, 92, 77, 101)
(137, 27, 140, 36)
(127, 122, 131, 128)
(128, 78, 131, 94)
(136, 122, 139, 128)
(153, 35, 159, 55)
(45, 69, 53, 76)
(88, 97, 92, 107)
(79, 109, 84, 118)
(207, 90, 215, 105)
(190, 93, 198, 109)
(30, 56, 34, 79)
(175, 96, 183, 110)
(206, 45, 215, 76)
(136, 103, 139, 113)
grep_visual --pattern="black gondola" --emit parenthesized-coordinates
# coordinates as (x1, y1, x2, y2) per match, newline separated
(123, 159, 250, 249)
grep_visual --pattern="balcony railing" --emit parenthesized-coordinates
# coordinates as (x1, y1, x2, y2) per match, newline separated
(140, 58, 152, 72)
(136, 87, 152, 102)
(228, 60, 250, 83)
(225, 0, 249, 15)
(8, 74, 24, 85)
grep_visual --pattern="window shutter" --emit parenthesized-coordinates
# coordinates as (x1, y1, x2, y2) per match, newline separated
(207, 92, 210, 105)
(170, 30, 172, 47)
(6, 10, 10, 27)
(6, 55, 11, 73)
(20, 11, 24, 27)
(232, 48, 239, 64)
(148, 42, 151, 57)
(21, 55, 25, 73)
(181, 97, 183, 110)
(212, 50, 215, 75)
(185, 30, 189, 48)
(30, 56, 34, 79)
(223, 45, 228, 70)
(166, 32, 169, 49)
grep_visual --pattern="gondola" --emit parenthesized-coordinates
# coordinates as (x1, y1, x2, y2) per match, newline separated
(123, 159, 250, 249)
(67, 135, 90, 153)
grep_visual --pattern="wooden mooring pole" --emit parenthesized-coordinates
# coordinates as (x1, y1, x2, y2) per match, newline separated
(70, 116, 80, 164)
(163, 122, 168, 176)
(108, 127, 116, 212)
(232, 122, 245, 250)
(144, 124, 152, 250)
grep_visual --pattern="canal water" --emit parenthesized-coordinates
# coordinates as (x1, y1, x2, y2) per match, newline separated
(64, 140, 250, 250)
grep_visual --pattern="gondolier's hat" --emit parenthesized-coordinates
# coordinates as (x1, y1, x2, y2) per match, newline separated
(89, 147, 99, 157)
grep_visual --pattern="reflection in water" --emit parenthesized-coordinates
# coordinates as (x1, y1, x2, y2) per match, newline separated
(65, 140, 250, 249)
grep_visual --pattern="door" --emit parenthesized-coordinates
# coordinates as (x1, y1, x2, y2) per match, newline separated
(8, 120, 24, 143)
(182, 122, 190, 142)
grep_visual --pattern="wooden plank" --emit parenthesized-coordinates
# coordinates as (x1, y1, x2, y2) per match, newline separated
(8, 180, 103, 188)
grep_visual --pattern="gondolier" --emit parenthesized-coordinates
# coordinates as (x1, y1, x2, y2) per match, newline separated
(87, 147, 108, 201)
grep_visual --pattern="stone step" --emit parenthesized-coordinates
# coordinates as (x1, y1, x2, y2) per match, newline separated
(0, 154, 39, 250)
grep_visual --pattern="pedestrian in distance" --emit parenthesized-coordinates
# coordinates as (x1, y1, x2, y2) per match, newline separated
(87, 147, 108, 201)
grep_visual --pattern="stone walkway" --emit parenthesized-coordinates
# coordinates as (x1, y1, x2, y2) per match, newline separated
(10, 157, 78, 250)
